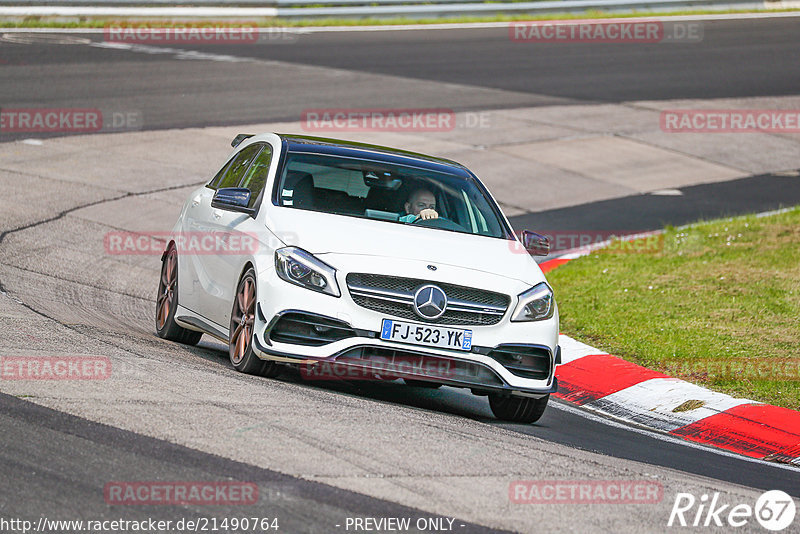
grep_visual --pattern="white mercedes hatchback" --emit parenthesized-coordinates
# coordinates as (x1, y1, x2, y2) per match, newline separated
(157, 133, 560, 423)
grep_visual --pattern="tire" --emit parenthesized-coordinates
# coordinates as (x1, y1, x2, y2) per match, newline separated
(156, 246, 203, 346)
(488, 393, 549, 423)
(229, 268, 279, 377)
(403, 379, 442, 389)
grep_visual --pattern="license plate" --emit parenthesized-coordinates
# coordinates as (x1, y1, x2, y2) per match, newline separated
(380, 319, 472, 351)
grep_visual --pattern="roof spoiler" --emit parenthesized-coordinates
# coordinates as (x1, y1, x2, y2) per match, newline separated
(231, 134, 255, 148)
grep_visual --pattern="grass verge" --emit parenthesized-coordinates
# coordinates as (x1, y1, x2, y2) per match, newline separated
(547, 207, 800, 411)
(0, 8, 798, 28)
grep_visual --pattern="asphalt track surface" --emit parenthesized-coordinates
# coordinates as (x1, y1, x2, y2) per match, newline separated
(1, 18, 799, 533)
(0, 17, 799, 135)
(508, 172, 800, 235)
(0, 393, 501, 534)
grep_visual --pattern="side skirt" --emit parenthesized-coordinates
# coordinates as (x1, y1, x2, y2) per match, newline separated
(174, 306, 229, 343)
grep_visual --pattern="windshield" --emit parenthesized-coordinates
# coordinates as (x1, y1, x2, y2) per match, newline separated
(275, 152, 510, 239)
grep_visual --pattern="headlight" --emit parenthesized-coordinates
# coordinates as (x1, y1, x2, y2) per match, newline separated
(511, 282, 554, 322)
(275, 247, 340, 297)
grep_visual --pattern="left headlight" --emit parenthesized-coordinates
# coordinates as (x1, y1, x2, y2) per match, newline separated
(511, 282, 555, 322)
(275, 247, 340, 297)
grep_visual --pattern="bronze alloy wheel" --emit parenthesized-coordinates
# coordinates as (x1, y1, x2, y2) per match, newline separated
(228, 268, 279, 377)
(230, 273, 256, 366)
(155, 246, 202, 345)
(156, 249, 177, 330)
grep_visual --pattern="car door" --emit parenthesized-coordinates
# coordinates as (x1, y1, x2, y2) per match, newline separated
(198, 143, 274, 328)
(177, 154, 233, 314)
(181, 143, 263, 328)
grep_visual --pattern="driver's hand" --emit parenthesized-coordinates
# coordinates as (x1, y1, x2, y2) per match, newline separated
(418, 208, 439, 220)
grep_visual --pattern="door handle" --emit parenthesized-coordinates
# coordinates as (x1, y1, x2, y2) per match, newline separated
(191, 195, 202, 207)
(213, 210, 222, 219)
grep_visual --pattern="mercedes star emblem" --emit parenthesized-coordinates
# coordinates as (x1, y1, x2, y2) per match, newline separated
(413, 284, 447, 320)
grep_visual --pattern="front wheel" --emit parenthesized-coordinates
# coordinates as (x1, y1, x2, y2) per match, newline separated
(156, 246, 202, 345)
(488, 393, 549, 423)
(229, 268, 279, 377)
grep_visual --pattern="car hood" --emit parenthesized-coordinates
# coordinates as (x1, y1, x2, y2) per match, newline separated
(265, 208, 544, 286)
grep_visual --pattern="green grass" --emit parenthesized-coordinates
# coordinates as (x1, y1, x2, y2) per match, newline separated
(547, 208, 800, 411)
(1, 8, 798, 28)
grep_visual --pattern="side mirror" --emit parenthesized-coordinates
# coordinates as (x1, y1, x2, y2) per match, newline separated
(521, 230, 550, 256)
(211, 187, 254, 216)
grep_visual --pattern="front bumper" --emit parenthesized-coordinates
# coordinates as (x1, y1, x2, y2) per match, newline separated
(253, 332, 558, 398)
(251, 264, 560, 397)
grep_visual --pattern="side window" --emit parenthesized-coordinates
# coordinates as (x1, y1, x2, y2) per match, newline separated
(239, 145, 273, 208)
(217, 144, 262, 190)
(286, 161, 369, 198)
(278, 160, 368, 214)
(207, 158, 232, 190)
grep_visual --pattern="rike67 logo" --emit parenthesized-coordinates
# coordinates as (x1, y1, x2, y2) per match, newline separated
(668, 490, 796, 531)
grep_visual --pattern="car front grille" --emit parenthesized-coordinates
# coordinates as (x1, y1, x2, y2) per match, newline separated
(346, 273, 510, 326)
(333, 346, 504, 386)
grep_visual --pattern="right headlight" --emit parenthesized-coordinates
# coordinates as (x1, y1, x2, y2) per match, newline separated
(275, 247, 340, 297)
(511, 282, 555, 322)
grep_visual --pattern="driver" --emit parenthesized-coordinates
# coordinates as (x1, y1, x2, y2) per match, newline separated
(399, 188, 439, 223)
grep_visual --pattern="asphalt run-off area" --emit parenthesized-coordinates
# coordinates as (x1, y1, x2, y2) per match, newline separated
(1, 14, 799, 534)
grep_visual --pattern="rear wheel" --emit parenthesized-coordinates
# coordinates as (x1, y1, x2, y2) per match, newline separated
(156, 246, 202, 345)
(488, 393, 549, 423)
(229, 268, 279, 377)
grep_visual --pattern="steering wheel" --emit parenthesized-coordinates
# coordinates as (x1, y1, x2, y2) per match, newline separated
(412, 216, 465, 232)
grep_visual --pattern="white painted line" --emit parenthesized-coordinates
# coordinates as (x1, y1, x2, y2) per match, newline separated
(558, 333, 607, 364)
(585, 377, 756, 432)
(1, 26, 310, 34)
(0, 6, 279, 16)
(0, 9, 798, 26)
(88, 41, 254, 62)
(649, 188, 684, 196)
(0, 33, 91, 45)
(754, 206, 797, 218)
